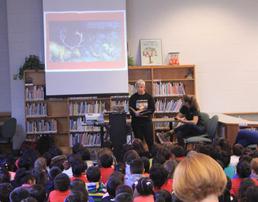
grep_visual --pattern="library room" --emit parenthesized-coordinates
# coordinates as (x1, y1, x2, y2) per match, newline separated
(1, 0, 258, 202)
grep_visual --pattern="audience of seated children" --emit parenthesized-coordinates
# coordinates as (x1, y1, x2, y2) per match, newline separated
(48, 173, 70, 202)
(86, 166, 106, 202)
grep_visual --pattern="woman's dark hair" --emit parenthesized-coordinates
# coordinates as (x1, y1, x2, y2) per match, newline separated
(86, 166, 100, 182)
(154, 190, 172, 202)
(106, 176, 123, 197)
(99, 153, 113, 168)
(182, 95, 199, 111)
(135, 177, 153, 196)
(54, 173, 70, 191)
(237, 161, 251, 178)
(149, 165, 168, 189)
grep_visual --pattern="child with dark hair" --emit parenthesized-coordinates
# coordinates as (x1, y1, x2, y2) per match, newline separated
(102, 175, 123, 202)
(115, 184, 133, 196)
(9, 187, 30, 202)
(123, 150, 140, 176)
(152, 154, 166, 166)
(115, 192, 133, 202)
(163, 160, 177, 192)
(13, 168, 35, 188)
(69, 179, 93, 202)
(221, 151, 236, 179)
(124, 159, 144, 188)
(230, 144, 243, 168)
(141, 157, 150, 177)
(230, 160, 258, 196)
(132, 138, 149, 157)
(86, 166, 106, 202)
(63, 153, 81, 178)
(154, 190, 172, 202)
(46, 166, 62, 194)
(70, 160, 87, 183)
(32, 157, 48, 186)
(246, 185, 258, 202)
(72, 143, 84, 154)
(99, 153, 114, 184)
(149, 165, 169, 192)
(0, 183, 13, 202)
(238, 178, 255, 202)
(28, 184, 46, 202)
(133, 177, 154, 202)
(170, 145, 185, 162)
(48, 173, 70, 202)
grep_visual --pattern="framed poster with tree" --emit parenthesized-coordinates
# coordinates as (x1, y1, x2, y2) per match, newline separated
(140, 39, 162, 66)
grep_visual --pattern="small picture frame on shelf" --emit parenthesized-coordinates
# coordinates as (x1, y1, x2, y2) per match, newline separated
(140, 39, 162, 66)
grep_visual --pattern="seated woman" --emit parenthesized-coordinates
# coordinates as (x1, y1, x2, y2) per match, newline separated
(173, 152, 227, 202)
(235, 129, 258, 147)
(174, 95, 206, 146)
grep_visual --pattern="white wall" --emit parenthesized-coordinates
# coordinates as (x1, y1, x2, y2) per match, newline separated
(0, 0, 11, 112)
(127, 0, 258, 113)
(6, 0, 44, 149)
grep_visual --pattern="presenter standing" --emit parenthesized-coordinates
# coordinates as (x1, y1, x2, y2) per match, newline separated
(129, 79, 155, 152)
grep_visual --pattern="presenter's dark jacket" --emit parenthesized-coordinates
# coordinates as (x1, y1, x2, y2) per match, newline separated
(129, 92, 155, 123)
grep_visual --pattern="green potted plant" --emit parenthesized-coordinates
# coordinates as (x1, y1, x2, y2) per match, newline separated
(15, 55, 44, 80)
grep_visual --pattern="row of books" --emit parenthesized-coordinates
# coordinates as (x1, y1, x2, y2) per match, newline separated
(153, 82, 185, 96)
(69, 101, 106, 115)
(110, 100, 129, 113)
(25, 86, 44, 101)
(70, 118, 102, 132)
(25, 103, 47, 117)
(70, 133, 102, 147)
(26, 119, 57, 133)
(155, 99, 183, 113)
(154, 121, 170, 130)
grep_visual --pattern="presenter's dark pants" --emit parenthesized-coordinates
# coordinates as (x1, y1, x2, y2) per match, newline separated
(131, 120, 154, 152)
(175, 123, 205, 146)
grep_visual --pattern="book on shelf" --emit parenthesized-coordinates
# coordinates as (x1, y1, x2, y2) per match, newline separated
(69, 101, 106, 116)
(25, 103, 47, 117)
(26, 119, 57, 133)
(69, 117, 104, 132)
(153, 82, 185, 96)
(110, 100, 129, 113)
(155, 99, 183, 113)
(70, 132, 102, 147)
(25, 86, 44, 101)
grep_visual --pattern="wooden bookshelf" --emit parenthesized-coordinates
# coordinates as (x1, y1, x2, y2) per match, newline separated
(23, 65, 195, 153)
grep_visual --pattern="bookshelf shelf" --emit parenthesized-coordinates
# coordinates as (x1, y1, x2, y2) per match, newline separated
(27, 131, 57, 135)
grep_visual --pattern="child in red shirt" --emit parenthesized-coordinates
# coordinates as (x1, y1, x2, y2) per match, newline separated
(49, 173, 70, 202)
(99, 153, 114, 184)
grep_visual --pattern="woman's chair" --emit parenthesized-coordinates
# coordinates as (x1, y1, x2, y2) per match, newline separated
(184, 113, 219, 145)
(0, 117, 17, 144)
